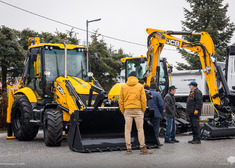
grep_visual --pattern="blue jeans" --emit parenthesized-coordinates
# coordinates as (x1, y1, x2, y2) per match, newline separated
(165, 117, 176, 141)
(151, 118, 161, 139)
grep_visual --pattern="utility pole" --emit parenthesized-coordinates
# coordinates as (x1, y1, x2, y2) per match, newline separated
(86, 18, 101, 73)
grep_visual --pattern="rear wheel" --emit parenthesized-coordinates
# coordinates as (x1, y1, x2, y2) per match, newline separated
(44, 108, 63, 146)
(11, 96, 39, 140)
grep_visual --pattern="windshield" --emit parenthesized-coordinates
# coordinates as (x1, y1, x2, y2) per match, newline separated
(44, 48, 87, 83)
(126, 58, 147, 80)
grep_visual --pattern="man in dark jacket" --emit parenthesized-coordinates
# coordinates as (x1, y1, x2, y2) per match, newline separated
(187, 81, 203, 144)
(147, 83, 164, 146)
(164, 85, 179, 143)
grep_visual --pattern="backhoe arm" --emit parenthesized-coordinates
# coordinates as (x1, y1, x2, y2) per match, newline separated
(146, 28, 221, 106)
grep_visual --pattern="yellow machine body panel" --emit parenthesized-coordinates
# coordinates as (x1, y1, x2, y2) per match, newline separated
(120, 55, 146, 63)
(54, 79, 78, 121)
(6, 85, 15, 124)
(14, 87, 38, 103)
(54, 76, 98, 121)
(6, 87, 38, 124)
(28, 43, 85, 50)
(108, 83, 125, 100)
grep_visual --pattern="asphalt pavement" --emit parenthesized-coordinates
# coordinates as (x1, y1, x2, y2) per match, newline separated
(1, 131, 235, 168)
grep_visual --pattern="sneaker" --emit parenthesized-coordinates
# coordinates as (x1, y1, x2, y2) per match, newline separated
(191, 140, 201, 144)
(164, 140, 175, 143)
(171, 139, 179, 143)
(140, 145, 153, 155)
(126, 148, 132, 154)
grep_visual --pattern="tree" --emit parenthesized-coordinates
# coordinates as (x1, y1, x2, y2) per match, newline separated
(177, 0, 235, 70)
(0, 26, 25, 91)
(89, 30, 130, 91)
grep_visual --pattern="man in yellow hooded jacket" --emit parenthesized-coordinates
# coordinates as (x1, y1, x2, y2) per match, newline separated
(119, 71, 153, 155)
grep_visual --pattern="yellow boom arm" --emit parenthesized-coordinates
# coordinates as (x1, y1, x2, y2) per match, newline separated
(146, 28, 221, 106)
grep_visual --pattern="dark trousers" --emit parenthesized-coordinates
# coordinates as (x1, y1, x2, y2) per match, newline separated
(151, 118, 161, 139)
(190, 116, 200, 141)
(165, 117, 176, 141)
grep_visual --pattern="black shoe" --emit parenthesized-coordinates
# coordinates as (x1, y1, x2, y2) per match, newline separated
(164, 140, 175, 143)
(156, 138, 163, 146)
(191, 140, 201, 144)
(171, 139, 179, 143)
(188, 140, 193, 144)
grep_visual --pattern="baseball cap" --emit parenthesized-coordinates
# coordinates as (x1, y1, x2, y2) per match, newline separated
(188, 81, 198, 87)
(169, 85, 177, 90)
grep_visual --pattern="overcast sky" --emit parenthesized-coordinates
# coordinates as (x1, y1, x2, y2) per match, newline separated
(0, 0, 235, 68)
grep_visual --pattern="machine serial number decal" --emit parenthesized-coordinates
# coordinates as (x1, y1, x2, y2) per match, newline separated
(56, 84, 64, 95)
(166, 39, 180, 47)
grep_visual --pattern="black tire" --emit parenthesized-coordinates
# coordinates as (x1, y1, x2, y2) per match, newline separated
(11, 96, 39, 141)
(44, 108, 63, 146)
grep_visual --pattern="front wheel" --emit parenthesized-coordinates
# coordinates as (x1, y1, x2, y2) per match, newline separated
(44, 108, 63, 146)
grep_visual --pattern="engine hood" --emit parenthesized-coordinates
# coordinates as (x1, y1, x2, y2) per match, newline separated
(55, 76, 98, 95)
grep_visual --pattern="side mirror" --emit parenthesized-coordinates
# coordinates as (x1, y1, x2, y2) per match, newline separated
(94, 53, 99, 65)
(87, 72, 93, 77)
(232, 86, 235, 90)
(170, 64, 173, 73)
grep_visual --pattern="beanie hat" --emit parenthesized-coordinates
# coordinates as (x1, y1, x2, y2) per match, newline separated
(128, 71, 137, 77)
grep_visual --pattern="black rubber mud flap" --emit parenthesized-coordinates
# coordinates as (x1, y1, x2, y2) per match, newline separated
(67, 110, 84, 152)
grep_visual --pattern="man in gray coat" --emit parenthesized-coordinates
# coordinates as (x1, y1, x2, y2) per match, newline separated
(164, 85, 179, 143)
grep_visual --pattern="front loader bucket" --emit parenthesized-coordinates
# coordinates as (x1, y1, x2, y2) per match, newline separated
(67, 109, 128, 152)
(67, 109, 158, 153)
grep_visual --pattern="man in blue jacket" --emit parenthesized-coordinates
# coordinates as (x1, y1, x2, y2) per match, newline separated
(147, 83, 164, 147)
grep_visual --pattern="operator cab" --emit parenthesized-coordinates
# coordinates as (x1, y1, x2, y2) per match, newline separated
(125, 57, 169, 97)
(22, 40, 87, 99)
(44, 46, 87, 96)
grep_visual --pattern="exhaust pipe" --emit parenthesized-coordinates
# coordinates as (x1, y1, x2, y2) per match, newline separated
(64, 43, 67, 78)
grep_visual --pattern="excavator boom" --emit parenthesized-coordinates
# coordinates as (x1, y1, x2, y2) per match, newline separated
(146, 28, 220, 107)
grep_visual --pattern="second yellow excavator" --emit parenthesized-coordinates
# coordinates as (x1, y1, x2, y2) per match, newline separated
(145, 28, 235, 139)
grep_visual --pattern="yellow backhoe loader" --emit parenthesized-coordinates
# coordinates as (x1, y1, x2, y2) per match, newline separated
(6, 37, 121, 151)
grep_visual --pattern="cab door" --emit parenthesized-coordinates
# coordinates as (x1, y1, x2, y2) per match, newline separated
(26, 48, 43, 97)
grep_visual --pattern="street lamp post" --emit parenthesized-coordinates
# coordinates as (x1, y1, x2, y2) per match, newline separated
(86, 18, 101, 73)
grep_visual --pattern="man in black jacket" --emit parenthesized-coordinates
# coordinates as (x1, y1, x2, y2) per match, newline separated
(187, 81, 203, 144)
(164, 85, 179, 143)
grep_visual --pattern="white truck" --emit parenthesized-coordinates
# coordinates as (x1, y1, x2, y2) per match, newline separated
(172, 62, 226, 100)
